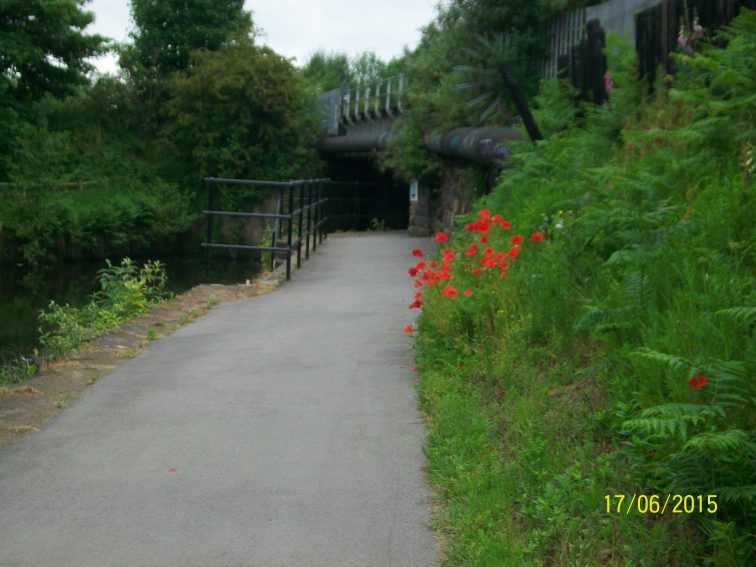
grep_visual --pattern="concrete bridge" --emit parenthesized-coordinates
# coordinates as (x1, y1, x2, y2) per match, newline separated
(316, 75, 524, 165)
(315, 0, 686, 166)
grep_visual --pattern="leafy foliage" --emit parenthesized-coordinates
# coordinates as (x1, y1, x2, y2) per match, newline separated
(160, 39, 321, 193)
(0, 0, 106, 103)
(38, 258, 168, 356)
(414, 10, 756, 565)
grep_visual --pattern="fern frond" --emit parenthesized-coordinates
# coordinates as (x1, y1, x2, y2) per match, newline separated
(682, 429, 750, 453)
(624, 404, 721, 442)
(713, 485, 756, 504)
(715, 306, 756, 326)
(631, 347, 691, 372)
(621, 271, 652, 306)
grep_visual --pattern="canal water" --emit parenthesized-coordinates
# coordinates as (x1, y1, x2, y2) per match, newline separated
(0, 255, 262, 363)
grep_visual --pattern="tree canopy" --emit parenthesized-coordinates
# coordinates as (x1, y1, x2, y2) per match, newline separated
(124, 0, 252, 79)
(0, 0, 106, 102)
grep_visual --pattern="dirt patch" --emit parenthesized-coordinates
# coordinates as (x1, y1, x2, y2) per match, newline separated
(0, 275, 280, 449)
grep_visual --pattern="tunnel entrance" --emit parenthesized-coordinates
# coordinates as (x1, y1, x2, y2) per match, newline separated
(322, 157, 409, 232)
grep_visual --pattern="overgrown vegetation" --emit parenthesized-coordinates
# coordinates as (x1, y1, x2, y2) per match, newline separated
(38, 257, 168, 357)
(0, 0, 320, 266)
(0, 258, 168, 386)
(412, 11, 755, 566)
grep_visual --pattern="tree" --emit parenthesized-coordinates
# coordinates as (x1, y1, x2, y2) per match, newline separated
(301, 51, 351, 93)
(124, 0, 252, 79)
(0, 0, 105, 102)
(0, 0, 105, 179)
(160, 39, 320, 190)
(350, 51, 388, 85)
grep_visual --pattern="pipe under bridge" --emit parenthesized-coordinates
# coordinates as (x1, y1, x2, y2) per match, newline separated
(316, 75, 524, 165)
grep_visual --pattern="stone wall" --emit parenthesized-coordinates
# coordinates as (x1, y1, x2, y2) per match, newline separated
(407, 166, 477, 236)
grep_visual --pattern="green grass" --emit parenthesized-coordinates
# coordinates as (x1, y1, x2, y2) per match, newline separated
(412, 12, 755, 566)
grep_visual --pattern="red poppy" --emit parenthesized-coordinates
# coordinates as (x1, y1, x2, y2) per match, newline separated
(530, 232, 544, 242)
(415, 260, 427, 270)
(409, 299, 422, 309)
(492, 214, 503, 223)
(510, 235, 524, 245)
(440, 285, 458, 298)
(412, 248, 424, 257)
(413, 279, 423, 288)
(408, 267, 418, 277)
(464, 288, 473, 296)
(478, 209, 491, 218)
(472, 268, 483, 275)
(463, 263, 471, 269)
(507, 245, 521, 259)
(483, 246, 494, 255)
(464, 243, 477, 256)
(480, 235, 488, 244)
(435, 232, 449, 242)
(403, 324, 414, 333)
(481, 257, 498, 268)
(500, 220, 511, 230)
(688, 374, 708, 391)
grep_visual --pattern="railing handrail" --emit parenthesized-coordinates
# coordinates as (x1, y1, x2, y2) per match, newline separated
(202, 177, 330, 282)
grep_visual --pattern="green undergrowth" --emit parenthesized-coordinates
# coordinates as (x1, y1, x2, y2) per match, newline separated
(0, 258, 169, 386)
(414, 12, 755, 566)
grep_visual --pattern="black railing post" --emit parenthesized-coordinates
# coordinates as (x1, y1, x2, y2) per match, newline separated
(270, 188, 282, 271)
(305, 181, 312, 259)
(204, 179, 214, 282)
(318, 183, 324, 244)
(286, 182, 294, 281)
(296, 182, 304, 269)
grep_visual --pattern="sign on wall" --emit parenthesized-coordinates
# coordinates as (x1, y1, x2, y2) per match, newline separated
(409, 179, 419, 202)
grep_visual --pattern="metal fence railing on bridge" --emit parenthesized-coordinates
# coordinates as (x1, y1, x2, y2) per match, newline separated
(202, 178, 330, 282)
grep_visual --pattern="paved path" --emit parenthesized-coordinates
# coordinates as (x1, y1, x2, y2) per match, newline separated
(0, 233, 437, 567)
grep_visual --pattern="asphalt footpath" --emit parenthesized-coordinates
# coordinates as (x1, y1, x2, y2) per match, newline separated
(0, 233, 437, 567)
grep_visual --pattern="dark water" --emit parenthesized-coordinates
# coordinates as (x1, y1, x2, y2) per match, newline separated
(0, 255, 262, 363)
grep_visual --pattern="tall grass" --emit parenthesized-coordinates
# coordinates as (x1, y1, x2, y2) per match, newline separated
(414, 11, 755, 566)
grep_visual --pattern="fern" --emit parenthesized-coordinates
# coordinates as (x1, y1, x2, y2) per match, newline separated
(682, 429, 750, 453)
(716, 306, 756, 326)
(630, 347, 691, 373)
(623, 403, 721, 442)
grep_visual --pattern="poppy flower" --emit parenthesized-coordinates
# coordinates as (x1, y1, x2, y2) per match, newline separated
(492, 214, 503, 223)
(688, 374, 707, 391)
(472, 268, 483, 275)
(507, 245, 521, 259)
(480, 235, 488, 244)
(481, 257, 498, 268)
(483, 246, 494, 255)
(440, 285, 458, 298)
(412, 248, 424, 257)
(500, 220, 511, 230)
(413, 279, 423, 288)
(408, 299, 422, 309)
(435, 232, 449, 242)
(478, 209, 491, 218)
(530, 232, 544, 242)
(510, 235, 524, 245)
(408, 267, 418, 277)
(464, 243, 478, 256)
(464, 288, 473, 296)
(415, 260, 427, 270)
(403, 324, 414, 333)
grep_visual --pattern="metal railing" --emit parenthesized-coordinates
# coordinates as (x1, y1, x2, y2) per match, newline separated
(339, 75, 406, 126)
(202, 178, 330, 282)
